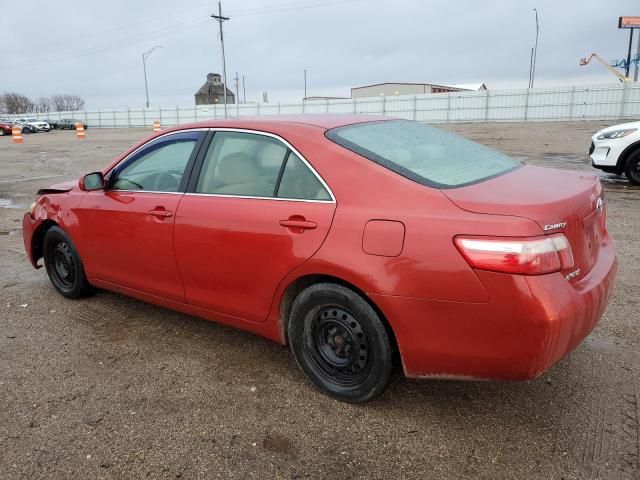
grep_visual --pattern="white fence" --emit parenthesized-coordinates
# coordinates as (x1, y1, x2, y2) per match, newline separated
(12, 83, 640, 128)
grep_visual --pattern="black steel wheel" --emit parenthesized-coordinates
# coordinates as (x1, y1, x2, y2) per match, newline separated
(624, 149, 640, 186)
(288, 283, 393, 403)
(307, 306, 372, 387)
(43, 226, 91, 298)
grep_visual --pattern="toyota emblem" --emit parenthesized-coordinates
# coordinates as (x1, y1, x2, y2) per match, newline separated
(596, 197, 604, 216)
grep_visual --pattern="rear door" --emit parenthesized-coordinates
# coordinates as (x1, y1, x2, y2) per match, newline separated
(174, 129, 336, 323)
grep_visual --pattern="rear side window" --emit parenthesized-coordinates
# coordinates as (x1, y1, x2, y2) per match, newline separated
(277, 152, 332, 201)
(326, 120, 521, 188)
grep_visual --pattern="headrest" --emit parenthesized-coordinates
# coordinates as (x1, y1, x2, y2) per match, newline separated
(217, 152, 259, 185)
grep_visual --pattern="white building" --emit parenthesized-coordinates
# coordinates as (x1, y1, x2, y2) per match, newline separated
(351, 82, 487, 99)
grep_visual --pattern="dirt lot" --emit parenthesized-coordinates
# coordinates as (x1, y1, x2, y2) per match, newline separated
(0, 122, 639, 480)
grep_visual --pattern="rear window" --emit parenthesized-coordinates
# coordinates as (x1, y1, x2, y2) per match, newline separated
(325, 120, 521, 188)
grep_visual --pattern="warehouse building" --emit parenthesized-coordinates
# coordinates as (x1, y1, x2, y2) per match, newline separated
(194, 73, 235, 105)
(351, 82, 487, 99)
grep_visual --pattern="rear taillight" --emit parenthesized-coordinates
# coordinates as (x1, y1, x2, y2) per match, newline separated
(454, 234, 574, 275)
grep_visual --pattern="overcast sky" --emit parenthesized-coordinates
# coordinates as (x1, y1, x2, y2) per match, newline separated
(1, 0, 638, 109)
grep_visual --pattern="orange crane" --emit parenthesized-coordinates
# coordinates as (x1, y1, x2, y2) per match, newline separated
(579, 53, 629, 82)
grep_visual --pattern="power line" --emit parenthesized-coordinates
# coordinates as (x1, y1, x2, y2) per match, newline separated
(229, 0, 361, 16)
(3, 17, 210, 70)
(15, 1, 213, 59)
(1, 0, 362, 72)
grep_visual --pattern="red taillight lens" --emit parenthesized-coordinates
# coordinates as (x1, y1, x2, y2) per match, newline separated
(454, 234, 574, 275)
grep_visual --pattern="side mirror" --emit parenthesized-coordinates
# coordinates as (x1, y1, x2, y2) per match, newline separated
(80, 172, 105, 191)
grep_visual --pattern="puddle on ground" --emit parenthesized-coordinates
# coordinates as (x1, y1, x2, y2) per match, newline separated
(0, 227, 22, 236)
(542, 154, 587, 164)
(596, 173, 640, 190)
(0, 173, 69, 184)
(0, 198, 23, 209)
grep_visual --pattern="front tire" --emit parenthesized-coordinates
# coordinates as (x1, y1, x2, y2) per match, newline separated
(43, 226, 91, 299)
(288, 283, 393, 403)
(624, 149, 640, 186)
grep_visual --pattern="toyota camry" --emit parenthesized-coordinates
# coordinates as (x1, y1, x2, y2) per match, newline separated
(22, 115, 617, 402)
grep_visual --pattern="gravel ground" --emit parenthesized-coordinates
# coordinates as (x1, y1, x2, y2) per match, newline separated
(0, 122, 639, 480)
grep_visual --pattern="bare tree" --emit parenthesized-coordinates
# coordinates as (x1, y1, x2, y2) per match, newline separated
(1, 93, 35, 114)
(34, 96, 53, 113)
(51, 94, 85, 112)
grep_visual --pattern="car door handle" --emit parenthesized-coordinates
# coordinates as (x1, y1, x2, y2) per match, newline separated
(149, 209, 173, 218)
(279, 219, 317, 230)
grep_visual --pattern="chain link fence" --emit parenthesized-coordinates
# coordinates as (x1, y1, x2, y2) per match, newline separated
(10, 82, 640, 128)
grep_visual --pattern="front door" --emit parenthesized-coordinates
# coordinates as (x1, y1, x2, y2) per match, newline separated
(174, 130, 336, 322)
(78, 130, 205, 302)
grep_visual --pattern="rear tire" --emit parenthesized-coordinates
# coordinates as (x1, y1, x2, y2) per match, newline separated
(43, 226, 91, 299)
(624, 149, 640, 186)
(288, 283, 393, 403)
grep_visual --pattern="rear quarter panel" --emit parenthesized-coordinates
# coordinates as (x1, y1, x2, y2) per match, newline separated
(265, 131, 545, 345)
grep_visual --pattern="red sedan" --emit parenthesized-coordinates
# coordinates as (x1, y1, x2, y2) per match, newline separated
(22, 115, 617, 402)
(0, 122, 13, 136)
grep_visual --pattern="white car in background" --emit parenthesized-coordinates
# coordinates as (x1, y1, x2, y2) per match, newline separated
(14, 118, 51, 132)
(590, 121, 640, 185)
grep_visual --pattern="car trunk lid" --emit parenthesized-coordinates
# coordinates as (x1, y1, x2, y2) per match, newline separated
(442, 165, 605, 280)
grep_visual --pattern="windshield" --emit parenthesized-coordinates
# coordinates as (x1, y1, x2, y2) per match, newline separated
(325, 120, 521, 188)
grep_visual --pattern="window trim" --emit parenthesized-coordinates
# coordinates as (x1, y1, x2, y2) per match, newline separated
(186, 128, 336, 203)
(273, 149, 292, 197)
(105, 128, 209, 194)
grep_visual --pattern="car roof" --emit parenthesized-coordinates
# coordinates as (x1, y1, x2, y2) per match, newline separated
(175, 114, 394, 131)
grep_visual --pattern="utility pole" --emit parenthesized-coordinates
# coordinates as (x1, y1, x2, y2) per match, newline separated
(211, 1, 230, 117)
(304, 69, 308, 100)
(242, 75, 246, 103)
(234, 72, 240, 116)
(531, 8, 539, 88)
(635, 33, 640, 82)
(142, 45, 162, 108)
(234, 72, 240, 102)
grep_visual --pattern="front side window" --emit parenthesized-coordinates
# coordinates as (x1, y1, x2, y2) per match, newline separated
(111, 131, 201, 192)
(326, 120, 521, 188)
(196, 132, 287, 197)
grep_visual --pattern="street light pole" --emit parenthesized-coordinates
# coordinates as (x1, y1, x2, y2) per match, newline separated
(142, 45, 162, 108)
(304, 69, 308, 100)
(531, 8, 539, 88)
(528, 47, 534, 88)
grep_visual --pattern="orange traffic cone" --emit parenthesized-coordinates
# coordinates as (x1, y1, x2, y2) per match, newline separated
(153, 120, 161, 132)
(76, 123, 86, 139)
(12, 125, 23, 144)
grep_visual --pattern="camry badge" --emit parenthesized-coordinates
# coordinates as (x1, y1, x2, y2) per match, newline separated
(596, 197, 604, 216)
(543, 222, 567, 231)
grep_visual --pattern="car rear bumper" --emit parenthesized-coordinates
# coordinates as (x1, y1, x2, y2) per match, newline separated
(371, 234, 617, 380)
